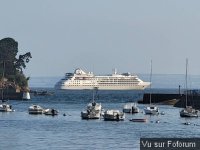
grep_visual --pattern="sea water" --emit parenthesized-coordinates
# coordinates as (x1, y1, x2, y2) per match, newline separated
(0, 75, 200, 150)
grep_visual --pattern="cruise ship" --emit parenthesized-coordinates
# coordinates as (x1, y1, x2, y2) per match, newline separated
(55, 68, 150, 90)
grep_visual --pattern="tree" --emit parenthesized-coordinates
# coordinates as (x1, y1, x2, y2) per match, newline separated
(15, 52, 32, 73)
(0, 37, 32, 88)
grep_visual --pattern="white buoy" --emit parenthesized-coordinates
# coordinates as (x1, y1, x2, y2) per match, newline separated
(184, 122, 191, 125)
(23, 92, 31, 100)
(156, 120, 160, 123)
(161, 111, 165, 115)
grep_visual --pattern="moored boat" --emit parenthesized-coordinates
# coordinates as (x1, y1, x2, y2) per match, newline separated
(43, 108, 58, 116)
(81, 101, 102, 119)
(129, 118, 147, 122)
(144, 60, 159, 115)
(123, 103, 139, 113)
(81, 87, 102, 119)
(144, 105, 159, 115)
(28, 105, 44, 114)
(180, 59, 198, 118)
(0, 103, 14, 112)
(104, 109, 125, 121)
(180, 106, 198, 117)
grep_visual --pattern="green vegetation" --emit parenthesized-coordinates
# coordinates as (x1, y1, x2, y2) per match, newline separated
(0, 38, 32, 89)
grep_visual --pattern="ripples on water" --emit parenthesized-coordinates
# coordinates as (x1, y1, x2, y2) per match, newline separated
(0, 89, 200, 150)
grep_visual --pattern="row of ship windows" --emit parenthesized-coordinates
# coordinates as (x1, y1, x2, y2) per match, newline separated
(69, 80, 139, 83)
(69, 82, 139, 84)
(73, 77, 137, 79)
(99, 81, 139, 83)
(98, 82, 138, 84)
(74, 79, 138, 81)
(68, 85, 138, 86)
(68, 83, 138, 86)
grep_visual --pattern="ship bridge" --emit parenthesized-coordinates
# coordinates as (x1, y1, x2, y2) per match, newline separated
(74, 68, 93, 76)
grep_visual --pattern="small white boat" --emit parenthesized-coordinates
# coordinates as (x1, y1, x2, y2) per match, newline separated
(28, 105, 44, 114)
(144, 105, 159, 115)
(123, 103, 139, 113)
(180, 106, 198, 117)
(104, 109, 125, 121)
(81, 102, 102, 119)
(44, 108, 58, 116)
(0, 104, 14, 112)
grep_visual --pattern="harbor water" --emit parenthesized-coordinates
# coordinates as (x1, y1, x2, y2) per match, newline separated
(1, 75, 200, 150)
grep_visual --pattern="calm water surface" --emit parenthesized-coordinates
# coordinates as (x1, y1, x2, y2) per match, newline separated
(0, 89, 200, 150)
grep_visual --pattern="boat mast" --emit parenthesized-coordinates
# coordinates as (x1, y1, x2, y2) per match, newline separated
(149, 60, 152, 105)
(92, 72, 95, 102)
(1, 61, 5, 100)
(185, 58, 188, 107)
(92, 87, 95, 102)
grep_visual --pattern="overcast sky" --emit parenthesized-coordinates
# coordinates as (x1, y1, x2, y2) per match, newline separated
(1, 0, 200, 77)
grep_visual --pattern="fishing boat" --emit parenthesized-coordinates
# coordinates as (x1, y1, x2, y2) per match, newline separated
(180, 59, 198, 117)
(43, 108, 58, 116)
(144, 60, 159, 115)
(144, 106, 159, 115)
(81, 88, 102, 119)
(28, 105, 44, 114)
(123, 103, 139, 113)
(0, 103, 14, 112)
(180, 106, 198, 117)
(81, 102, 102, 119)
(104, 109, 125, 121)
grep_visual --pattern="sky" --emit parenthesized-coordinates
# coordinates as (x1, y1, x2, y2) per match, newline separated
(1, 0, 200, 77)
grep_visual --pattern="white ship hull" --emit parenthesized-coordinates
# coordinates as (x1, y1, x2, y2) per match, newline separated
(55, 68, 150, 90)
(56, 84, 149, 90)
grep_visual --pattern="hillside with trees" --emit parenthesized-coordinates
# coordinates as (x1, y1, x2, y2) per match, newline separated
(0, 38, 32, 91)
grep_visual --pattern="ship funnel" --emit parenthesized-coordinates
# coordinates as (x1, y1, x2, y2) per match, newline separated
(112, 68, 117, 75)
